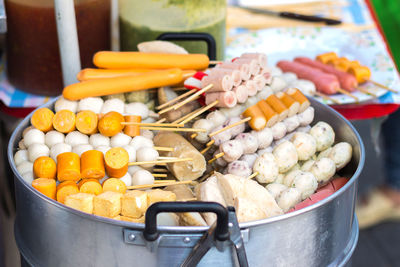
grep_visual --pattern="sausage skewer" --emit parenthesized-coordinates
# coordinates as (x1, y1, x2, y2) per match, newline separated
(156, 89, 196, 110)
(173, 84, 214, 111)
(180, 100, 219, 125)
(208, 117, 251, 137)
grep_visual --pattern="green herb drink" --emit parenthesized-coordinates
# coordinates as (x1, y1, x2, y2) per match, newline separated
(119, 0, 226, 60)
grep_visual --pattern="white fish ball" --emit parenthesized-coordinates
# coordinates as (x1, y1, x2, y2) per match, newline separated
(136, 147, 159, 168)
(123, 145, 136, 162)
(95, 146, 111, 155)
(78, 97, 104, 114)
(89, 134, 110, 147)
(128, 165, 144, 176)
(14, 150, 28, 166)
(24, 128, 45, 147)
(125, 102, 149, 118)
(28, 143, 49, 162)
(72, 144, 93, 157)
(291, 171, 318, 200)
(273, 141, 298, 173)
(21, 171, 34, 184)
(132, 169, 155, 186)
(16, 161, 33, 175)
(311, 158, 336, 184)
(119, 172, 132, 187)
(328, 142, 352, 170)
(110, 133, 131, 147)
(55, 97, 78, 113)
(45, 131, 65, 147)
(50, 143, 72, 162)
(291, 132, 317, 161)
(140, 129, 154, 140)
(65, 131, 89, 147)
(130, 136, 154, 150)
(277, 188, 302, 212)
(266, 183, 288, 199)
(100, 99, 124, 114)
(309, 121, 335, 151)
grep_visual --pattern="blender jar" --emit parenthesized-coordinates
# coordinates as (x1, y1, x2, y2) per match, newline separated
(119, 0, 226, 60)
(5, 0, 111, 96)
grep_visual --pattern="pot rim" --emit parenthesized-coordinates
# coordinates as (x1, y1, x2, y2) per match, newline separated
(8, 97, 365, 233)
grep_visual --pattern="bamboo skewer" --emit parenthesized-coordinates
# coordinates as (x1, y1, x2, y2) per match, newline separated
(200, 145, 212, 154)
(156, 89, 196, 110)
(154, 146, 174, 152)
(172, 105, 205, 124)
(129, 157, 193, 166)
(209, 60, 222, 65)
(158, 95, 200, 115)
(208, 152, 224, 164)
(156, 118, 167, 123)
(127, 180, 193, 190)
(154, 180, 176, 183)
(246, 172, 258, 180)
(336, 88, 359, 101)
(357, 87, 377, 98)
(368, 80, 398, 93)
(173, 84, 214, 111)
(121, 122, 184, 127)
(206, 139, 215, 147)
(190, 133, 198, 139)
(153, 168, 168, 173)
(209, 117, 251, 137)
(153, 173, 168, 178)
(157, 156, 179, 160)
(181, 100, 219, 125)
(314, 92, 340, 105)
(140, 126, 206, 132)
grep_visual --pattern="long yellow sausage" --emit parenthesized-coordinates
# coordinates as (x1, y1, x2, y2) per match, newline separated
(63, 68, 183, 101)
(77, 68, 196, 82)
(93, 51, 209, 70)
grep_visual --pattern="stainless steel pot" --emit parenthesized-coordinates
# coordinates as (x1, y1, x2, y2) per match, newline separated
(8, 98, 364, 267)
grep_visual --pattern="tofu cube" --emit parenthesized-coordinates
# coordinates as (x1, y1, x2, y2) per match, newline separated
(147, 189, 176, 206)
(64, 193, 95, 214)
(93, 191, 122, 218)
(121, 190, 148, 218)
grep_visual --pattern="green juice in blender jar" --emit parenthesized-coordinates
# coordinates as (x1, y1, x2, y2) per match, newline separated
(119, 0, 226, 60)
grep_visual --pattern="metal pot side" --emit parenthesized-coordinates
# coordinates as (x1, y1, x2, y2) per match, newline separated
(8, 98, 364, 267)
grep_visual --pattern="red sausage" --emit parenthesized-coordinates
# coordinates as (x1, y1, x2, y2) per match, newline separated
(277, 60, 340, 95)
(294, 57, 358, 92)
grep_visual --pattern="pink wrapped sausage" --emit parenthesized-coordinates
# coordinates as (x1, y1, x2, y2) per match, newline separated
(205, 91, 237, 108)
(252, 74, 267, 91)
(233, 85, 249, 104)
(241, 53, 268, 69)
(207, 68, 242, 87)
(218, 62, 251, 81)
(277, 60, 340, 95)
(201, 74, 233, 92)
(294, 57, 358, 92)
(244, 80, 258, 96)
(233, 58, 260, 76)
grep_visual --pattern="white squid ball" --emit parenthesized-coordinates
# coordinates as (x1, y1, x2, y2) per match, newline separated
(235, 133, 258, 154)
(274, 173, 284, 184)
(252, 127, 273, 149)
(270, 76, 287, 93)
(225, 117, 246, 137)
(220, 140, 244, 162)
(298, 107, 315, 127)
(89, 134, 110, 147)
(72, 144, 93, 157)
(213, 149, 228, 167)
(119, 172, 132, 187)
(14, 150, 28, 166)
(309, 121, 335, 151)
(45, 131, 65, 147)
(21, 171, 34, 184)
(301, 159, 315, 172)
(130, 136, 154, 150)
(193, 119, 214, 144)
(257, 147, 273, 156)
(277, 188, 302, 212)
(290, 79, 316, 96)
(16, 161, 33, 175)
(95, 146, 111, 155)
(206, 110, 226, 127)
(239, 153, 258, 169)
(128, 165, 144, 176)
(280, 72, 297, 84)
(328, 142, 352, 170)
(110, 133, 132, 147)
(226, 160, 252, 178)
(283, 115, 300, 133)
(123, 145, 136, 162)
(65, 131, 89, 147)
(310, 158, 336, 184)
(101, 99, 124, 114)
(271, 122, 287, 140)
(78, 97, 104, 114)
(317, 147, 333, 160)
(136, 147, 159, 168)
(24, 128, 45, 147)
(283, 169, 302, 187)
(19, 140, 26, 150)
(273, 141, 298, 173)
(140, 129, 154, 140)
(253, 152, 279, 183)
(50, 143, 72, 162)
(22, 126, 35, 138)
(28, 143, 50, 162)
(55, 97, 78, 113)
(125, 102, 149, 119)
(132, 169, 155, 186)
(291, 171, 318, 200)
(266, 183, 288, 199)
(291, 132, 317, 161)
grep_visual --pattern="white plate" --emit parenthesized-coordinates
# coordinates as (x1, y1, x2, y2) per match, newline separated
(226, 27, 400, 105)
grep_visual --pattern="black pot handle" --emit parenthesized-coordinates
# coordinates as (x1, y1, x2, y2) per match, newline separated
(156, 32, 217, 60)
(143, 201, 229, 242)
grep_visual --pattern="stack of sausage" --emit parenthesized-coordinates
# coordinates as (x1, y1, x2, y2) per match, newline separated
(184, 53, 270, 108)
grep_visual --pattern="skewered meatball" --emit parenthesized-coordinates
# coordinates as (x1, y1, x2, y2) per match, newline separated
(206, 110, 226, 127)
(100, 99, 124, 114)
(328, 142, 352, 170)
(28, 143, 50, 162)
(291, 132, 317, 161)
(283, 115, 300, 133)
(283, 169, 302, 187)
(276, 188, 302, 212)
(55, 97, 78, 113)
(253, 152, 279, 183)
(136, 147, 159, 168)
(65, 131, 89, 147)
(298, 107, 315, 126)
(266, 183, 288, 199)
(125, 102, 149, 119)
(251, 127, 273, 149)
(226, 160, 252, 178)
(72, 144, 93, 157)
(235, 133, 258, 154)
(310, 158, 336, 184)
(14, 150, 28, 166)
(301, 159, 315, 172)
(130, 136, 154, 150)
(110, 133, 132, 147)
(193, 119, 214, 144)
(220, 140, 244, 162)
(78, 97, 104, 114)
(24, 128, 45, 147)
(239, 153, 258, 169)
(273, 141, 298, 173)
(132, 169, 155, 185)
(45, 131, 65, 147)
(291, 171, 318, 200)
(271, 122, 287, 140)
(50, 143, 72, 162)
(89, 134, 110, 148)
